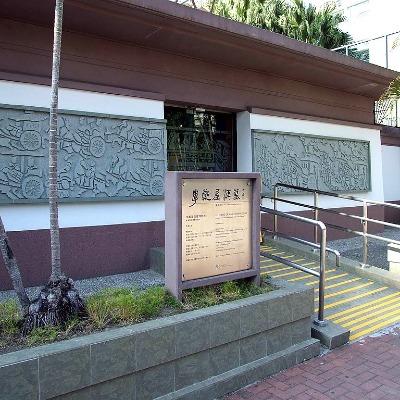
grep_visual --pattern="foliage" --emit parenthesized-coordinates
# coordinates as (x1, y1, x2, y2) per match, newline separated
(26, 325, 61, 347)
(0, 279, 276, 353)
(182, 278, 274, 310)
(382, 77, 400, 101)
(0, 300, 20, 338)
(85, 286, 179, 328)
(203, 0, 352, 49)
(378, 36, 400, 125)
(284, 0, 351, 48)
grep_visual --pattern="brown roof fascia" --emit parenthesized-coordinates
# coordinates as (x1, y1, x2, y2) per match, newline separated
(1, 0, 398, 98)
(77, 0, 398, 85)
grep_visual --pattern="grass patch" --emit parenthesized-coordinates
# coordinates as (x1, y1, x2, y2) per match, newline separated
(86, 285, 179, 328)
(0, 300, 21, 338)
(182, 279, 274, 310)
(26, 325, 61, 347)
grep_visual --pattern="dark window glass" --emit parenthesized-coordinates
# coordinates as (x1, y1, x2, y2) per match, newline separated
(165, 106, 235, 172)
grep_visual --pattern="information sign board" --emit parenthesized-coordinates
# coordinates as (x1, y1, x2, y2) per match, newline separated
(165, 172, 261, 300)
(181, 178, 252, 280)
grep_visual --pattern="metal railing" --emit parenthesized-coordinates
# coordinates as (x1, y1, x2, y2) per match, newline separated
(334, 31, 400, 128)
(375, 98, 400, 128)
(332, 30, 400, 69)
(260, 206, 327, 327)
(267, 183, 400, 267)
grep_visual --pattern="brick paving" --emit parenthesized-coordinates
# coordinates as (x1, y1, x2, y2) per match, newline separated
(222, 326, 400, 400)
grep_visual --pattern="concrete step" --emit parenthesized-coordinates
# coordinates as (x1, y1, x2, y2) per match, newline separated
(149, 246, 165, 276)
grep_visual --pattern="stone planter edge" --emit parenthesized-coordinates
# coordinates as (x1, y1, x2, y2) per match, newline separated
(0, 279, 320, 400)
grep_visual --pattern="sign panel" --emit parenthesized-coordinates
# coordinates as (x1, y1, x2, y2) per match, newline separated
(181, 178, 252, 280)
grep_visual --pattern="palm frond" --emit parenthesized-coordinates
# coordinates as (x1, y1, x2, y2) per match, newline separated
(392, 35, 400, 50)
(380, 76, 400, 101)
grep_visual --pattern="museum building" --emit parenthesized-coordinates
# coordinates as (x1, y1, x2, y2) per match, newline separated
(0, 0, 399, 289)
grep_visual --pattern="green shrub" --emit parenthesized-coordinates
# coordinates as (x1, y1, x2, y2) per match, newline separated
(182, 279, 273, 310)
(27, 325, 61, 347)
(0, 300, 21, 337)
(85, 285, 179, 328)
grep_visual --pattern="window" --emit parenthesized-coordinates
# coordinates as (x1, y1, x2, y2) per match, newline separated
(165, 106, 235, 172)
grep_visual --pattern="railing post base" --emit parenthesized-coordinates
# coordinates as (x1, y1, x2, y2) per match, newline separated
(313, 318, 327, 327)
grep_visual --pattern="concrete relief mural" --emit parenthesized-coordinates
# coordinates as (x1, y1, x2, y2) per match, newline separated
(252, 130, 371, 195)
(0, 105, 166, 203)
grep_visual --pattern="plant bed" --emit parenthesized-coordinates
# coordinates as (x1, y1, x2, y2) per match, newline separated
(0, 279, 319, 400)
(0, 280, 272, 355)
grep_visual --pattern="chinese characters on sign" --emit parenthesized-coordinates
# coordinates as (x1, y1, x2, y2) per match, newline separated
(181, 179, 252, 281)
(189, 187, 245, 207)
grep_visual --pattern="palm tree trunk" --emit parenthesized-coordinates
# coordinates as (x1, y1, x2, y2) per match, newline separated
(49, 0, 64, 281)
(20, 0, 85, 334)
(0, 216, 30, 313)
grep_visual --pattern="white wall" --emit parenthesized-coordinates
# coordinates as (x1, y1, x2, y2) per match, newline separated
(0, 80, 165, 231)
(236, 111, 252, 172)
(382, 145, 400, 202)
(0, 81, 164, 119)
(236, 111, 384, 212)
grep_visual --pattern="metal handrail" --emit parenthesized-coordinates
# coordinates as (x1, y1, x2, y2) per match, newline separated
(267, 183, 400, 267)
(262, 227, 341, 268)
(260, 206, 327, 327)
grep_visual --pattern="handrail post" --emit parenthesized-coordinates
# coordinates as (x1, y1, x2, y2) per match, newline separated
(385, 34, 389, 68)
(314, 191, 319, 244)
(273, 185, 278, 239)
(261, 205, 328, 327)
(314, 225, 327, 326)
(362, 201, 368, 267)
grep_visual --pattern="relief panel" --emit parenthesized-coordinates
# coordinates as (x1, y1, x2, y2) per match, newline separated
(252, 130, 371, 195)
(0, 105, 166, 203)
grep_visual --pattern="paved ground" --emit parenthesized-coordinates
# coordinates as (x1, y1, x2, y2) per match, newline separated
(222, 228, 400, 400)
(222, 325, 400, 400)
(327, 227, 400, 270)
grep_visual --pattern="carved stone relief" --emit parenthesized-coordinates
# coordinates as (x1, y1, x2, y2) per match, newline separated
(0, 105, 166, 203)
(252, 130, 371, 195)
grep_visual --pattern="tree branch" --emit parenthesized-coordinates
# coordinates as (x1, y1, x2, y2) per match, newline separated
(0, 216, 30, 313)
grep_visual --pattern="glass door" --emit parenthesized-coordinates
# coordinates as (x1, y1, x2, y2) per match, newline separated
(165, 106, 235, 172)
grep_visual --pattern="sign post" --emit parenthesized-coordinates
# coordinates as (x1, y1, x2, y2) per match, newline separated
(165, 172, 261, 300)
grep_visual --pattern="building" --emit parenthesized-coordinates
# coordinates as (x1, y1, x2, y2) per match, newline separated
(0, 0, 398, 290)
(308, 0, 400, 70)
